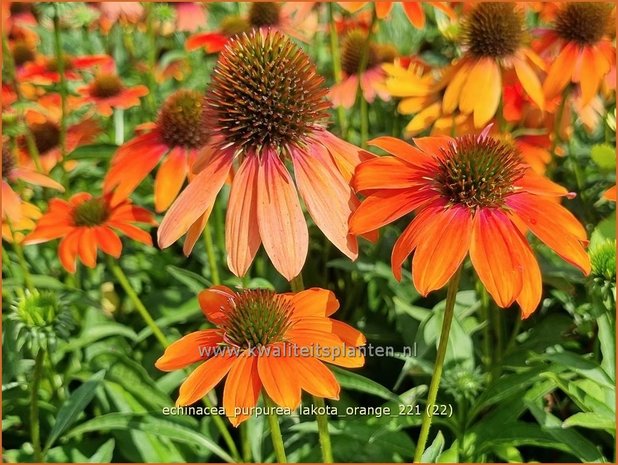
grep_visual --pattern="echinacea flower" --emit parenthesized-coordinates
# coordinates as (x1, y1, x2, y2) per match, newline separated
(172, 2, 207, 32)
(159, 30, 369, 281)
(329, 29, 395, 109)
(24, 193, 156, 273)
(155, 286, 365, 426)
(104, 90, 208, 212)
(603, 185, 616, 202)
(443, 2, 545, 127)
(539, 3, 615, 105)
(349, 130, 591, 318)
(339, 2, 455, 29)
(186, 15, 250, 53)
(77, 72, 148, 117)
(18, 54, 112, 86)
(2, 143, 64, 223)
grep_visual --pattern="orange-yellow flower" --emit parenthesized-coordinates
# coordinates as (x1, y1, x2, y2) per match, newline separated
(18, 54, 112, 86)
(24, 193, 156, 273)
(329, 29, 394, 109)
(443, 2, 545, 127)
(155, 286, 365, 426)
(340, 2, 455, 29)
(349, 130, 591, 318)
(77, 72, 148, 117)
(104, 90, 208, 213)
(159, 30, 369, 281)
(539, 3, 615, 106)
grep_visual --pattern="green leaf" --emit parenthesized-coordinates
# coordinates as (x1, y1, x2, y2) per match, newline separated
(421, 430, 445, 463)
(65, 413, 234, 463)
(331, 366, 399, 401)
(562, 412, 616, 431)
(68, 143, 118, 160)
(44, 370, 106, 452)
(166, 265, 211, 292)
(591, 144, 616, 171)
(88, 439, 115, 463)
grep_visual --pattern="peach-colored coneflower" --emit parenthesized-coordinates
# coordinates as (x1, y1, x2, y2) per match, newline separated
(539, 3, 615, 105)
(18, 54, 112, 86)
(156, 286, 365, 426)
(350, 130, 591, 318)
(340, 2, 455, 29)
(173, 2, 207, 32)
(329, 29, 394, 109)
(104, 90, 208, 213)
(159, 30, 368, 281)
(24, 193, 156, 273)
(443, 2, 545, 127)
(77, 72, 148, 117)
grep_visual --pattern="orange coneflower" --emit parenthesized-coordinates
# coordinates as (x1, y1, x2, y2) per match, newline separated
(443, 2, 545, 128)
(159, 30, 369, 281)
(539, 3, 615, 106)
(349, 129, 591, 318)
(77, 72, 148, 117)
(186, 2, 316, 53)
(329, 29, 395, 109)
(104, 90, 208, 212)
(96, 2, 144, 33)
(339, 2, 455, 29)
(23, 193, 156, 273)
(156, 286, 365, 426)
(603, 185, 616, 202)
(18, 54, 112, 86)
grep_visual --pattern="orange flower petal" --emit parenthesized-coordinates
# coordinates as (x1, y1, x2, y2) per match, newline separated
(154, 147, 188, 213)
(13, 168, 64, 191)
(257, 347, 301, 409)
(412, 135, 454, 156)
(331, 320, 366, 346)
(186, 32, 228, 53)
(402, 1, 424, 28)
(176, 354, 235, 406)
(368, 136, 432, 166)
(290, 356, 340, 399)
(93, 226, 122, 258)
(506, 193, 590, 274)
(284, 288, 340, 319)
(108, 221, 152, 246)
(543, 42, 577, 100)
(352, 156, 421, 192)
(514, 239, 543, 319)
(460, 58, 502, 127)
(198, 285, 235, 325)
(223, 353, 261, 427)
(470, 209, 524, 308)
(412, 206, 472, 295)
(2, 182, 22, 220)
(158, 151, 232, 249)
(256, 149, 308, 281)
(376, 2, 393, 18)
(78, 228, 98, 268)
(58, 229, 82, 273)
(183, 208, 212, 256)
(156, 329, 224, 371)
(293, 144, 358, 260)
(226, 155, 261, 278)
(516, 171, 569, 197)
(513, 56, 544, 111)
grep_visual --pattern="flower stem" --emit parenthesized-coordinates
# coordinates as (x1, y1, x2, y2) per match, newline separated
(203, 224, 221, 285)
(144, 3, 158, 116)
(6, 218, 34, 292)
(52, 5, 68, 160)
(355, 5, 378, 148)
(30, 349, 45, 462)
(313, 396, 334, 463)
(327, 2, 347, 135)
(107, 258, 169, 348)
(264, 394, 287, 463)
(114, 109, 125, 145)
(240, 421, 252, 462)
(290, 273, 304, 293)
(413, 267, 461, 463)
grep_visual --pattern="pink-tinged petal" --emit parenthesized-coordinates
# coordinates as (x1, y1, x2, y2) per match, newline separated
(12, 168, 64, 191)
(329, 75, 359, 109)
(318, 130, 371, 183)
(226, 155, 261, 278)
(257, 150, 308, 281)
(158, 152, 233, 249)
(506, 193, 590, 274)
(154, 147, 188, 213)
(183, 208, 212, 256)
(470, 209, 524, 308)
(543, 42, 578, 99)
(176, 354, 235, 406)
(93, 226, 122, 258)
(412, 206, 472, 295)
(292, 144, 358, 260)
(58, 229, 82, 273)
(155, 330, 224, 371)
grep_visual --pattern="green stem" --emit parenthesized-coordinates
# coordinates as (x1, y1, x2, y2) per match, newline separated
(108, 258, 169, 348)
(264, 395, 287, 463)
(53, 6, 68, 160)
(360, 96, 369, 149)
(413, 267, 461, 463)
(290, 273, 304, 293)
(114, 109, 125, 145)
(6, 218, 34, 292)
(30, 349, 45, 462)
(313, 396, 334, 463)
(240, 421, 252, 462)
(327, 2, 347, 135)
(2, 35, 42, 171)
(479, 284, 491, 373)
(353, 5, 378, 145)
(144, 3, 157, 116)
(203, 224, 221, 285)
(2, 245, 24, 298)
(202, 395, 241, 462)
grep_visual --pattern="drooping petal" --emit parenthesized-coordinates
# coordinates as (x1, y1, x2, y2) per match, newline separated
(13, 168, 65, 191)
(108, 221, 152, 246)
(2, 181, 22, 220)
(331, 320, 366, 346)
(256, 149, 308, 281)
(578, 46, 606, 105)
(155, 330, 224, 371)
(412, 206, 473, 295)
(513, 239, 543, 319)
(154, 147, 188, 213)
(158, 151, 233, 249)
(285, 288, 340, 319)
(183, 208, 212, 256)
(78, 227, 98, 268)
(223, 353, 261, 427)
(58, 229, 82, 273)
(292, 144, 358, 260)
(176, 354, 235, 406)
(328, 74, 359, 109)
(402, 1, 425, 28)
(513, 56, 545, 111)
(226, 155, 261, 278)
(543, 42, 578, 100)
(515, 171, 569, 197)
(93, 226, 122, 258)
(289, 356, 340, 399)
(257, 345, 301, 409)
(443, 61, 471, 114)
(460, 58, 502, 127)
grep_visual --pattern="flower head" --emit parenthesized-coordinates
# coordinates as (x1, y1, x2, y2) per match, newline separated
(77, 72, 148, 117)
(159, 30, 368, 280)
(339, 2, 455, 29)
(350, 131, 591, 318)
(156, 286, 365, 426)
(24, 193, 156, 273)
(104, 89, 208, 212)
